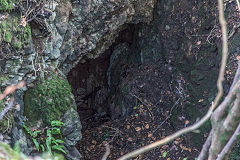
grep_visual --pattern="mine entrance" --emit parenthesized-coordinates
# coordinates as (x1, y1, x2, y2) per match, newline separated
(67, 24, 137, 130)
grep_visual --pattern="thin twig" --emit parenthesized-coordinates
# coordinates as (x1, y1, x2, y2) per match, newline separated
(153, 98, 180, 133)
(130, 93, 154, 119)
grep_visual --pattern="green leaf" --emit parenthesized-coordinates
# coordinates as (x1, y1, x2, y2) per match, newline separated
(23, 124, 33, 137)
(32, 130, 41, 138)
(47, 129, 52, 137)
(51, 127, 61, 135)
(46, 137, 52, 153)
(46, 129, 52, 153)
(183, 158, 188, 160)
(51, 121, 64, 127)
(40, 144, 45, 152)
(13, 141, 20, 153)
(162, 151, 167, 158)
(55, 139, 64, 144)
(32, 138, 39, 151)
(52, 145, 67, 154)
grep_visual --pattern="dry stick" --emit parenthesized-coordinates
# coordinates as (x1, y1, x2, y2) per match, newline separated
(153, 98, 180, 133)
(101, 143, 110, 160)
(118, 0, 228, 159)
(216, 123, 240, 160)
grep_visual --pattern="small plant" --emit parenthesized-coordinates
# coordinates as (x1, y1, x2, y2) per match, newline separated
(23, 120, 66, 155)
(5, 31, 12, 43)
(162, 151, 167, 158)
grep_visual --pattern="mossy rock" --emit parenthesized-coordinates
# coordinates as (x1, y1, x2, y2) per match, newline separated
(24, 73, 74, 127)
(0, 13, 31, 50)
(0, 0, 14, 12)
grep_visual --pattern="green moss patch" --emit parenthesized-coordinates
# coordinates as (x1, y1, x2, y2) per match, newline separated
(0, 0, 14, 12)
(0, 14, 31, 50)
(24, 73, 73, 126)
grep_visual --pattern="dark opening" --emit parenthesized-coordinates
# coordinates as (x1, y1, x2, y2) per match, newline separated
(67, 24, 136, 130)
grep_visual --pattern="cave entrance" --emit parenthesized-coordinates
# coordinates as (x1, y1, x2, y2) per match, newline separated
(67, 24, 137, 130)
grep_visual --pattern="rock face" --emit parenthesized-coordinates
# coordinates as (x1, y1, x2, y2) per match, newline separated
(50, 0, 155, 74)
(0, 0, 155, 159)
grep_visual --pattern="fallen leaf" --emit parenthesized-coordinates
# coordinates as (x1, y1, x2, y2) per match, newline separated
(148, 132, 152, 138)
(135, 127, 141, 132)
(145, 124, 149, 129)
(92, 140, 97, 145)
(180, 144, 192, 152)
